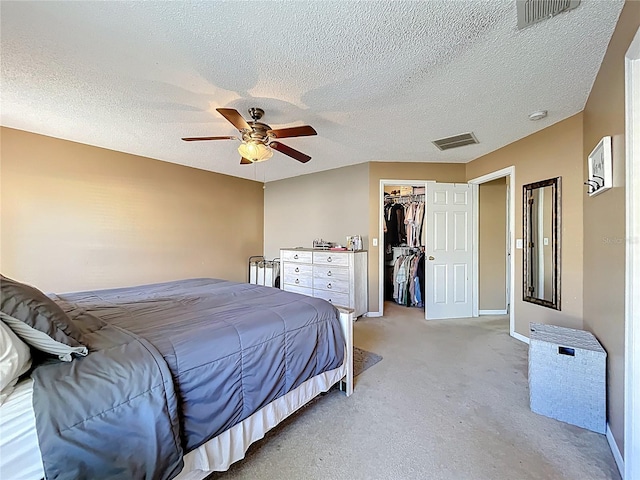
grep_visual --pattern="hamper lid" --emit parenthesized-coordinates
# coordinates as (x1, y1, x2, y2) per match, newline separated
(529, 323, 606, 354)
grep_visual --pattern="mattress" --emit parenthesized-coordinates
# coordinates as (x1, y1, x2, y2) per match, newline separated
(0, 363, 345, 480)
(0, 378, 43, 480)
(50, 278, 345, 454)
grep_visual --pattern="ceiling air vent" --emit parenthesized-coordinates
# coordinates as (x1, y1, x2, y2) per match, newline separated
(516, 0, 581, 30)
(432, 132, 479, 151)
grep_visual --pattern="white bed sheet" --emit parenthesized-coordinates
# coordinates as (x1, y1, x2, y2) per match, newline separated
(0, 363, 345, 480)
(0, 378, 44, 480)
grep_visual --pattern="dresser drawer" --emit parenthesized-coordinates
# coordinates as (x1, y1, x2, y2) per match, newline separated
(313, 265, 350, 284)
(313, 268, 350, 293)
(284, 263, 313, 278)
(281, 250, 313, 263)
(283, 271, 313, 289)
(313, 289, 350, 308)
(312, 251, 349, 267)
(283, 284, 313, 297)
(314, 277, 349, 294)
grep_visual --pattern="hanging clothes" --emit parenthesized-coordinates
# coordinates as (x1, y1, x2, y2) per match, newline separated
(392, 251, 425, 307)
(385, 197, 424, 247)
(392, 203, 406, 246)
(384, 191, 426, 307)
(404, 201, 426, 248)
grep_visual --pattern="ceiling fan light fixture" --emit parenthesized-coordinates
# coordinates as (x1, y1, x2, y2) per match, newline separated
(237, 141, 273, 162)
(182, 108, 315, 164)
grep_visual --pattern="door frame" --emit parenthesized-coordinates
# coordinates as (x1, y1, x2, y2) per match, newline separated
(624, 26, 640, 480)
(377, 179, 430, 315)
(468, 166, 516, 339)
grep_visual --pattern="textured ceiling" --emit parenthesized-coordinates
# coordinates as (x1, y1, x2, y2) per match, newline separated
(0, 1, 624, 182)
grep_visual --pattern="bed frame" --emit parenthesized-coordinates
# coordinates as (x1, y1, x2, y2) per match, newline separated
(337, 307, 354, 396)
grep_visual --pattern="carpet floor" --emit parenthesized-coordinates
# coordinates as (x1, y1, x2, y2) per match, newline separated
(211, 302, 620, 479)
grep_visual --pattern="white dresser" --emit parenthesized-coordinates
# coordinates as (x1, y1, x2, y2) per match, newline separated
(280, 248, 368, 318)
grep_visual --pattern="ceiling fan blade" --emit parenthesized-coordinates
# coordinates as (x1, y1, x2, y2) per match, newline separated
(240, 157, 253, 165)
(270, 141, 311, 163)
(216, 108, 251, 131)
(181, 136, 237, 141)
(268, 125, 317, 139)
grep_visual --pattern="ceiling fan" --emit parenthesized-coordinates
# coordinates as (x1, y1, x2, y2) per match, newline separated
(182, 107, 317, 164)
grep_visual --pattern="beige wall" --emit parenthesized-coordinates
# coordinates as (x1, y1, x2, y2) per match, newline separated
(582, 0, 640, 456)
(0, 127, 264, 293)
(466, 113, 584, 335)
(263, 162, 370, 259)
(368, 162, 466, 312)
(479, 178, 507, 311)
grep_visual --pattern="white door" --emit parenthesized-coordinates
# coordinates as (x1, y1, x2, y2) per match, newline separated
(425, 183, 474, 320)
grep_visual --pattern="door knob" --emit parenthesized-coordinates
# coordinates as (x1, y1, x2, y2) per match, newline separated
(428, 256, 435, 261)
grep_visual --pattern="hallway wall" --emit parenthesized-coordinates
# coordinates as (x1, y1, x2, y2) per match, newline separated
(479, 178, 507, 312)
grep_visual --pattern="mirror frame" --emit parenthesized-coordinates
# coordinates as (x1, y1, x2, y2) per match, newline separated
(522, 177, 561, 310)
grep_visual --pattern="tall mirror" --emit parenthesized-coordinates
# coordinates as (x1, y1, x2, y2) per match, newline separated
(523, 177, 561, 310)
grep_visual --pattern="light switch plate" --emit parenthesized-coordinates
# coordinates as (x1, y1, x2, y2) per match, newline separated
(516, 239, 523, 249)
(372, 238, 378, 247)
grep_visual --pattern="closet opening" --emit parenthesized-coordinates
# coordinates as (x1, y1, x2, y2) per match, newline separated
(378, 180, 427, 315)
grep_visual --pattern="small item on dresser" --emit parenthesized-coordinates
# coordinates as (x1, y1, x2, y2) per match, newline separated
(330, 246, 347, 251)
(347, 235, 362, 251)
(313, 238, 333, 250)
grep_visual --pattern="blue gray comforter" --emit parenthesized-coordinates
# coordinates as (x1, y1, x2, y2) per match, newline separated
(33, 278, 345, 479)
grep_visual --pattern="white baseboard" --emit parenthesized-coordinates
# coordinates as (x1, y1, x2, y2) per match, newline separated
(365, 311, 383, 318)
(479, 309, 508, 315)
(511, 331, 530, 344)
(606, 423, 624, 478)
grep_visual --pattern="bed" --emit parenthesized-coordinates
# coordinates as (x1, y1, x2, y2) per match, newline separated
(0, 276, 353, 480)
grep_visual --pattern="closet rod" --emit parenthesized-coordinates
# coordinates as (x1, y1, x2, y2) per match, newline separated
(386, 193, 425, 204)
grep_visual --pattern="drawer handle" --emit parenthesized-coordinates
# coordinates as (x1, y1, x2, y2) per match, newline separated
(327, 271, 332, 276)
(295, 279, 299, 284)
(295, 267, 299, 272)
(294, 254, 299, 259)
(327, 256, 332, 262)
(327, 283, 332, 289)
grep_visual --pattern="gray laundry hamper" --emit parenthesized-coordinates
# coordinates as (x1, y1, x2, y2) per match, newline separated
(528, 323, 607, 434)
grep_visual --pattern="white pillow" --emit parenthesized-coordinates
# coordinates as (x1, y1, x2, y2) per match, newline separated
(0, 320, 31, 406)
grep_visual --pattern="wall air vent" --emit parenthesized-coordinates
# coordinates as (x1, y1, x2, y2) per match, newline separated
(432, 132, 479, 151)
(516, 0, 581, 30)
